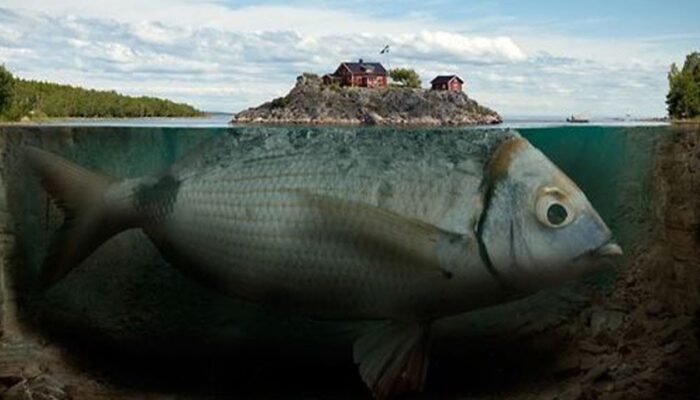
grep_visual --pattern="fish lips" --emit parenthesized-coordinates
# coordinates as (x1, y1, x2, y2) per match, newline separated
(572, 238, 623, 273)
(594, 241, 623, 258)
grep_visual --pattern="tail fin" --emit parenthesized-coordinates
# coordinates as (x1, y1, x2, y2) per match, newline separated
(23, 147, 131, 288)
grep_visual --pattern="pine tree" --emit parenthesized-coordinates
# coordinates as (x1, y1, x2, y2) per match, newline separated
(0, 65, 14, 116)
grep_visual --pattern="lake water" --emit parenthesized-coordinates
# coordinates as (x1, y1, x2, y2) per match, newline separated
(0, 121, 689, 398)
(27, 114, 669, 129)
(0, 122, 667, 343)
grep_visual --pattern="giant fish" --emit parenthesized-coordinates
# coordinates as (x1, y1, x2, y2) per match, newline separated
(24, 128, 621, 399)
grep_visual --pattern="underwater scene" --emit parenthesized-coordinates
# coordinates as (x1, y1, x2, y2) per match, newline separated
(0, 123, 698, 399)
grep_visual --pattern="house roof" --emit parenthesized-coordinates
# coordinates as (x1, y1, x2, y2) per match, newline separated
(430, 75, 464, 85)
(340, 61, 387, 76)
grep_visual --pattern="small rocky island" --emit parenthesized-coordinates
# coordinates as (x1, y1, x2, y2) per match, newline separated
(233, 61, 501, 126)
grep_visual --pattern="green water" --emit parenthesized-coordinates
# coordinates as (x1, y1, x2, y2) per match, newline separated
(0, 124, 669, 357)
(524, 126, 658, 248)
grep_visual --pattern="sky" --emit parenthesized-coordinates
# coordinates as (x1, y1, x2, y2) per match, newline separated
(0, 0, 698, 117)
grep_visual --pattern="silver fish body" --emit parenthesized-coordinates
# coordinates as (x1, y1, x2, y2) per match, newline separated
(117, 129, 515, 321)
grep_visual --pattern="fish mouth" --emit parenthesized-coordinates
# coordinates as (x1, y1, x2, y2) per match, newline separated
(594, 241, 623, 258)
(573, 238, 623, 262)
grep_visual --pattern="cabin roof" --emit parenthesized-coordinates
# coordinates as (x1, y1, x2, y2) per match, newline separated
(340, 61, 387, 76)
(430, 75, 464, 84)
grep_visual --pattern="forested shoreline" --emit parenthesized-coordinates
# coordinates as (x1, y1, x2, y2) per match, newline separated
(0, 65, 202, 121)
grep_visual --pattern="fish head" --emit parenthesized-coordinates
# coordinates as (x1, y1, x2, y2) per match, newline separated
(478, 136, 622, 291)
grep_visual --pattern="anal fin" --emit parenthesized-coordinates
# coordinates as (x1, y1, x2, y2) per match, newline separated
(353, 322, 431, 399)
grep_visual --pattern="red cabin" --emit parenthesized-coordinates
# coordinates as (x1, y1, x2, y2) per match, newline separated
(323, 59, 388, 88)
(430, 75, 464, 92)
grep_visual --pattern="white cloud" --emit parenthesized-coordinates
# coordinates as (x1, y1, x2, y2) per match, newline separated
(393, 32, 526, 63)
(0, 1, 429, 35)
(0, 6, 528, 112)
(475, 72, 528, 84)
(131, 22, 183, 45)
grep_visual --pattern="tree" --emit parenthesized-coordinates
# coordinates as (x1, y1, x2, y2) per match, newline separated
(667, 52, 700, 119)
(0, 64, 14, 116)
(389, 68, 421, 89)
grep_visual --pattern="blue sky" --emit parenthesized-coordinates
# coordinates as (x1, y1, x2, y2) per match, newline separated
(1, 0, 698, 117)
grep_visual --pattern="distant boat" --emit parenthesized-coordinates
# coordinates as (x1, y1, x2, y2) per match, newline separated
(566, 115, 589, 123)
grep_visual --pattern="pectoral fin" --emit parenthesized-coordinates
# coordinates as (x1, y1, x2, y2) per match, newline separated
(287, 190, 462, 276)
(353, 322, 431, 399)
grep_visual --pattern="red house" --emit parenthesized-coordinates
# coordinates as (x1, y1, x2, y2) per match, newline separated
(323, 59, 388, 88)
(431, 75, 464, 92)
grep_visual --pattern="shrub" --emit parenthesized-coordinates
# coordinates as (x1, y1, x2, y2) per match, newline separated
(389, 68, 421, 89)
(270, 96, 291, 109)
(327, 83, 342, 92)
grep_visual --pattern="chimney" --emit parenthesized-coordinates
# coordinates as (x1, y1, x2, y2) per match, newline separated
(358, 58, 364, 64)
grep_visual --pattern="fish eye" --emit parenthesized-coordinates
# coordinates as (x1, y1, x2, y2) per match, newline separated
(536, 188, 574, 228)
(547, 203, 568, 226)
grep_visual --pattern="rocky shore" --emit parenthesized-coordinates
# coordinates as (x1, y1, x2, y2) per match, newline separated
(233, 74, 502, 126)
